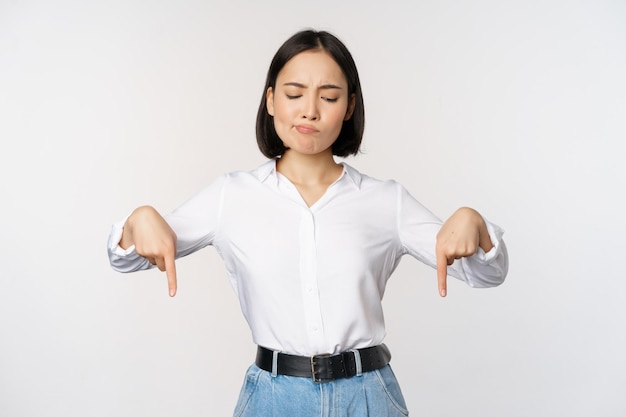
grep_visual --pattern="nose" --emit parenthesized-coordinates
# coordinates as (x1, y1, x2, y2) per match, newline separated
(301, 95, 319, 120)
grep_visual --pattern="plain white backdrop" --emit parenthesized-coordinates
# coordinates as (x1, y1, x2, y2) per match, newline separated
(1, 0, 625, 416)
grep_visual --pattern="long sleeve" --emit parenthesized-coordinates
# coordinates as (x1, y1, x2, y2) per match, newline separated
(107, 174, 227, 273)
(396, 183, 508, 288)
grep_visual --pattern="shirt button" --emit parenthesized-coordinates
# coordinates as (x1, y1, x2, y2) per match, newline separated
(312, 326, 318, 331)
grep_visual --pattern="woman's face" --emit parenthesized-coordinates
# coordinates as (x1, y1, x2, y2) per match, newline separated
(266, 50, 355, 157)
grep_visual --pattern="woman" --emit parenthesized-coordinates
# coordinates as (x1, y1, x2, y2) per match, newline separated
(108, 29, 508, 417)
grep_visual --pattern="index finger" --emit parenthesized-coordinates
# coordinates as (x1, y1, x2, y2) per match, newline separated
(436, 249, 447, 297)
(165, 254, 177, 297)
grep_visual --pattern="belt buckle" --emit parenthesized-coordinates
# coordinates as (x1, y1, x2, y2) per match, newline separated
(310, 353, 333, 383)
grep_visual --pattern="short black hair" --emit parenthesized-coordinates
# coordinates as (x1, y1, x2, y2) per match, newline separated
(256, 30, 365, 158)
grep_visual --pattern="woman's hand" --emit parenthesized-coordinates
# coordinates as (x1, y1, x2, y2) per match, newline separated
(436, 207, 493, 297)
(120, 206, 178, 297)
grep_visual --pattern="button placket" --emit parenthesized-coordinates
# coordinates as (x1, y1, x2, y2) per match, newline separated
(299, 209, 325, 350)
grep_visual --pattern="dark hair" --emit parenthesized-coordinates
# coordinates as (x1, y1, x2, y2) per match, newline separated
(256, 30, 365, 158)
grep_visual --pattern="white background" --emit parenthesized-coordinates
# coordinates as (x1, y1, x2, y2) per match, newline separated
(1, 0, 625, 416)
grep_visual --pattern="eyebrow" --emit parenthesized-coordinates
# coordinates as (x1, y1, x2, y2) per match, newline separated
(282, 82, 343, 90)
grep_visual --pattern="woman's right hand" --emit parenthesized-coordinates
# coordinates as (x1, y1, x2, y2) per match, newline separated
(120, 205, 178, 297)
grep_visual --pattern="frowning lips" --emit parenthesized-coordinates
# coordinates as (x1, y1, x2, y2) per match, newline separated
(295, 124, 319, 134)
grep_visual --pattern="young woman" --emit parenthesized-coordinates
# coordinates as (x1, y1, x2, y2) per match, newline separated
(108, 29, 508, 417)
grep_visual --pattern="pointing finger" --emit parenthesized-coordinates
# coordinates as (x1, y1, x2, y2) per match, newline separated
(165, 255, 177, 297)
(436, 248, 448, 298)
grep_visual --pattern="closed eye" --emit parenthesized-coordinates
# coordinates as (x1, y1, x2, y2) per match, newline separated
(286, 94, 301, 100)
(322, 97, 339, 103)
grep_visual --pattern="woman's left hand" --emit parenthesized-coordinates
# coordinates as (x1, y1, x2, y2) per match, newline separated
(436, 207, 493, 297)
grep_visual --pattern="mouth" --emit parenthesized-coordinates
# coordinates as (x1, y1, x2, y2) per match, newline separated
(295, 124, 319, 134)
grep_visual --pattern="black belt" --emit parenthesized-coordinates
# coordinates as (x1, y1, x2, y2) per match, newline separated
(255, 344, 391, 383)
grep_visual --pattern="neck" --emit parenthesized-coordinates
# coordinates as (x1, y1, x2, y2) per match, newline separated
(276, 149, 342, 186)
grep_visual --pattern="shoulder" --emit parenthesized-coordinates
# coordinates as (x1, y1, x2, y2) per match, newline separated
(221, 159, 276, 184)
(341, 162, 401, 192)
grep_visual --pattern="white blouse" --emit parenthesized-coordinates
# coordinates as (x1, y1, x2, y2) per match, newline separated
(108, 160, 508, 356)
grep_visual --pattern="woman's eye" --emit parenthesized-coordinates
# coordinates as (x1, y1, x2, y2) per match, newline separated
(286, 94, 301, 100)
(322, 97, 338, 103)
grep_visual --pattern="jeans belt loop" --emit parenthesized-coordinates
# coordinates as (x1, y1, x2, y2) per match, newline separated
(271, 350, 279, 378)
(349, 349, 363, 377)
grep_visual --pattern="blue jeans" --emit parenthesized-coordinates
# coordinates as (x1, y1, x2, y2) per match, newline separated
(233, 364, 409, 417)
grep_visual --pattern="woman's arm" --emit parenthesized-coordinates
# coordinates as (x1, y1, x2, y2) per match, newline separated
(397, 183, 509, 296)
(119, 205, 178, 296)
(436, 207, 495, 297)
(107, 174, 227, 297)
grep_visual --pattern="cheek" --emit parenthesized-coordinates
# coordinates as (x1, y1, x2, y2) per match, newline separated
(273, 95, 296, 115)
(276, 103, 293, 119)
(329, 106, 349, 126)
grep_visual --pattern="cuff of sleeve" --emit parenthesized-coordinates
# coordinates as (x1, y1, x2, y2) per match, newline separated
(107, 214, 137, 256)
(472, 217, 505, 264)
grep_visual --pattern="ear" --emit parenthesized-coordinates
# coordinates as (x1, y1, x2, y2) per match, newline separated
(266, 87, 275, 116)
(344, 93, 356, 121)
